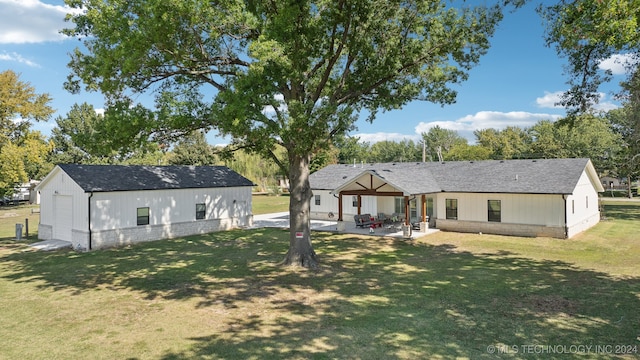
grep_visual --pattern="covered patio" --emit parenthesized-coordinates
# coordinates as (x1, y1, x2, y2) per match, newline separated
(331, 169, 435, 235)
(251, 212, 439, 240)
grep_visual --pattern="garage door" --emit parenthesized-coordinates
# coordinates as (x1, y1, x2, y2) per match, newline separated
(53, 195, 73, 241)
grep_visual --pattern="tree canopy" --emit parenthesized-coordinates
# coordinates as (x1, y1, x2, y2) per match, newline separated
(0, 70, 54, 197)
(539, 0, 640, 114)
(64, 0, 520, 268)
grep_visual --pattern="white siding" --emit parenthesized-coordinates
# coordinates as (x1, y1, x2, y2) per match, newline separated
(565, 171, 601, 237)
(310, 190, 338, 218)
(38, 166, 253, 250)
(90, 187, 249, 230)
(435, 193, 565, 226)
(37, 168, 88, 244)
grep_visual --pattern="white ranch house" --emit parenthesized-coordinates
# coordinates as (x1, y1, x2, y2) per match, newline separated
(309, 158, 604, 239)
(36, 164, 254, 251)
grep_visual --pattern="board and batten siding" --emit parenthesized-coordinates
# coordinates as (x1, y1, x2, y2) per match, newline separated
(310, 190, 381, 220)
(91, 187, 249, 230)
(435, 193, 567, 238)
(435, 193, 565, 226)
(37, 169, 89, 246)
(89, 186, 251, 250)
(565, 170, 600, 238)
(38, 166, 253, 250)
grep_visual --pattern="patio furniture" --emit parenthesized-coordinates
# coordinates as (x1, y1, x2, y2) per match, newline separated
(354, 214, 373, 228)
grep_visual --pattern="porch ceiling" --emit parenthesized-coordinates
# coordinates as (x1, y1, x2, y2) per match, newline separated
(332, 171, 408, 196)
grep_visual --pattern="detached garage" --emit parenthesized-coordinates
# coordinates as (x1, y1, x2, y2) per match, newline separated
(36, 164, 254, 251)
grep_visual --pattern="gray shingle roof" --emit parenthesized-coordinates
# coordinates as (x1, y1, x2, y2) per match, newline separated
(58, 164, 254, 193)
(310, 158, 597, 195)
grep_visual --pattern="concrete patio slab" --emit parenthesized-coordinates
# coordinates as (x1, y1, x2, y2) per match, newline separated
(250, 212, 438, 240)
(29, 239, 72, 251)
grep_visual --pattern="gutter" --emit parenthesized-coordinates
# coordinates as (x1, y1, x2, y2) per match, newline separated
(88, 192, 93, 250)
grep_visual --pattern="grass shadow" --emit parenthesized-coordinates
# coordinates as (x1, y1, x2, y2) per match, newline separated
(602, 202, 640, 221)
(2, 227, 638, 359)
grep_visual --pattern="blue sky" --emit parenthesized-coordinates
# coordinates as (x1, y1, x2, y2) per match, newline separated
(1, 0, 627, 146)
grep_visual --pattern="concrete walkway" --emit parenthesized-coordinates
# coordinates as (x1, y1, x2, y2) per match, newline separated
(28, 239, 72, 251)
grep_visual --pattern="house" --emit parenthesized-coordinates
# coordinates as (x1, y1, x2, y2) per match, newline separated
(36, 164, 254, 251)
(309, 158, 604, 239)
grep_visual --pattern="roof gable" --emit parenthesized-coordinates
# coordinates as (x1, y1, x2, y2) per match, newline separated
(310, 158, 602, 195)
(52, 164, 254, 193)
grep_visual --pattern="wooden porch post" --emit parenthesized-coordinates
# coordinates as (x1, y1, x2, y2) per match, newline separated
(404, 196, 410, 225)
(338, 193, 343, 221)
(357, 195, 362, 215)
(421, 195, 426, 222)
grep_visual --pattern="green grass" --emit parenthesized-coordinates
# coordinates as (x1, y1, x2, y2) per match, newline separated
(252, 193, 290, 214)
(0, 204, 39, 241)
(0, 201, 639, 359)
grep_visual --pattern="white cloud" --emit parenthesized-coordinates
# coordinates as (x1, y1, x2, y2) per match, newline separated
(536, 91, 564, 109)
(414, 111, 561, 135)
(593, 93, 619, 112)
(0, 51, 39, 67)
(354, 132, 420, 144)
(0, 0, 81, 44)
(599, 53, 638, 75)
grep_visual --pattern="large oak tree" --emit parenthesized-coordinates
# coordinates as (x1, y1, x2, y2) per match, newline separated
(64, 0, 518, 268)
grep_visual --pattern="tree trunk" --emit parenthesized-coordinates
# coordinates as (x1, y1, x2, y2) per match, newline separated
(282, 152, 319, 269)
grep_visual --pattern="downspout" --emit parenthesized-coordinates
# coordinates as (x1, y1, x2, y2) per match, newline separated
(88, 192, 93, 250)
(562, 194, 568, 239)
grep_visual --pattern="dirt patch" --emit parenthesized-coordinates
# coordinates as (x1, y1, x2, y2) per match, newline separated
(518, 294, 579, 315)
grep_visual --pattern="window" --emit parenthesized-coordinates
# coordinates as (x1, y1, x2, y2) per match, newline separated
(352, 196, 358, 207)
(572, 200, 575, 214)
(409, 198, 417, 220)
(445, 199, 458, 220)
(315, 195, 321, 206)
(488, 200, 501, 222)
(196, 203, 206, 220)
(586, 196, 589, 209)
(137, 207, 149, 226)
(394, 197, 404, 214)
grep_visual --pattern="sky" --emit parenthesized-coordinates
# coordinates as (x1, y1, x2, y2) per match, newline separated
(0, 0, 628, 146)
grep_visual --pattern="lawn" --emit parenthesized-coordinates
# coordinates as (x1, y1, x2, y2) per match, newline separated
(252, 193, 290, 214)
(0, 204, 39, 240)
(0, 201, 638, 359)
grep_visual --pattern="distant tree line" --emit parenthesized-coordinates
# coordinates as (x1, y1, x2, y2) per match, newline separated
(1, 69, 639, 198)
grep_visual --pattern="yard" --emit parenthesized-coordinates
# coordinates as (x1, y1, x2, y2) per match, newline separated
(0, 200, 638, 359)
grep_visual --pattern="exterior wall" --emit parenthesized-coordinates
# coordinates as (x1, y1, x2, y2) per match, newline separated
(435, 193, 565, 226)
(436, 219, 565, 238)
(90, 218, 237, 250)
(310, 190, 339, 220)
(310, 191, 381, 220)
(38, 167, 253, 251)
(310, 191, 434, 225)
(434, 181, 601, 239)
(84, 187, 252, 251)
(566, 171, 601, 238)
(37, 169, 88, 247)
(434, 192, 568, 238)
